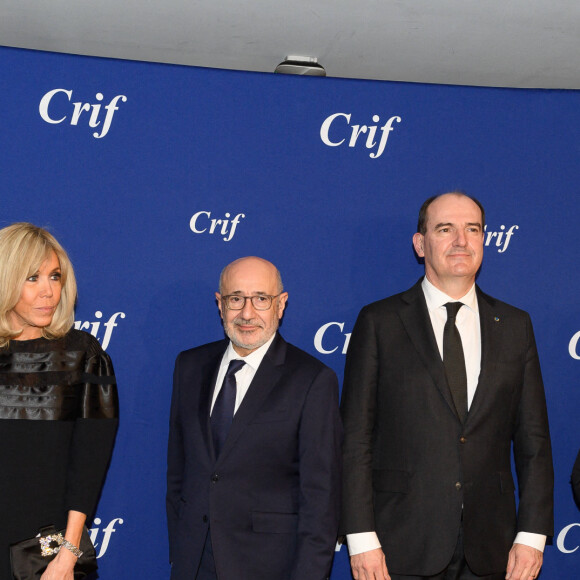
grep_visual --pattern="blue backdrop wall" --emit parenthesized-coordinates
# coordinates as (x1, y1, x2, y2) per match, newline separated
(1, 45, 579, 578)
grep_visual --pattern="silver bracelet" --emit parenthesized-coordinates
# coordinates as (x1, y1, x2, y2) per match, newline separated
(61, 539, 83, 558)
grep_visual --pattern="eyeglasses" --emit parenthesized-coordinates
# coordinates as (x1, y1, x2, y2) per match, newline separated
(221, 294, 282, 311)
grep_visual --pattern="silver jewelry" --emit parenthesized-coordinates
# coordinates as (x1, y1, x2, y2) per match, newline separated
(61, 539, 83, 558)
(39, 533, 64, 557)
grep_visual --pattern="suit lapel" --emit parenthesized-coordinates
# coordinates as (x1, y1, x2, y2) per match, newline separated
(215, 334, 286, 466)
(467, 288, 501, 420)
(399, 279, 461, 422)
(198, 342, 228, 462)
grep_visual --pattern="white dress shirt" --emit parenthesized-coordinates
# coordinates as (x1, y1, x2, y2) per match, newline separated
(346, 279, 545, 556)
(422, 278, 480, 410)
(210, 334, 276, 415)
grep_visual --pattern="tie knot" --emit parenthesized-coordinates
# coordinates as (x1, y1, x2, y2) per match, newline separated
(226, 359, 245, 376)
(445, 302, 463, 320)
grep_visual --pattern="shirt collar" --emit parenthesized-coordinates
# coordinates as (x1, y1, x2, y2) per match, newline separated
(421, 277, 478, 314)
(224, 332, 277, 371)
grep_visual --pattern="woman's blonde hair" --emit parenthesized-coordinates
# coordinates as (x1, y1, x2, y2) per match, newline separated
(0, 223, 77, 347)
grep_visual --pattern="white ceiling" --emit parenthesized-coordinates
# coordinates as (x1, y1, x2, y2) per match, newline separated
(2, 0, 579, 89)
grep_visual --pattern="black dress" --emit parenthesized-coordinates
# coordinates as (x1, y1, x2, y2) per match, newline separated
(0, 329, 119, 579)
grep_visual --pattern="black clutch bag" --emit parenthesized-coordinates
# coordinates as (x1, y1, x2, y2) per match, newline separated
(10, 525, 97, 580)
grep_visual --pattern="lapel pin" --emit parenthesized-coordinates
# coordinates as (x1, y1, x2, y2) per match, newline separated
(494, 316, 500, 322)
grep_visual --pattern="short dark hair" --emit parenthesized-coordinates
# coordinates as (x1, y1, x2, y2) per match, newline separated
(417, 192, 485, 234)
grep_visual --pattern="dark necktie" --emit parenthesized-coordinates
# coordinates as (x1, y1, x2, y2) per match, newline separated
(443, 302, 468, 423)
(211, 359, 245, 457)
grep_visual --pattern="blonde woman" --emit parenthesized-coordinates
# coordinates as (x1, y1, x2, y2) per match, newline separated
(0, 223, 118, 579)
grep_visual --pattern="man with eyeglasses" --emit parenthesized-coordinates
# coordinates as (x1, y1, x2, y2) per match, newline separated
(167, 256, 342, 580)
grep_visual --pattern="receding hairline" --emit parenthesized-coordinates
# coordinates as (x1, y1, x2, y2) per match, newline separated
(218, 257, 284, 294)
(417, 191, 485, 234)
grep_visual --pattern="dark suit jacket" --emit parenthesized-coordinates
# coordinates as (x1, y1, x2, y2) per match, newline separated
(167, 333, 342, 580)
(572, 449, 580, 505)
(340, 279, 553, 576)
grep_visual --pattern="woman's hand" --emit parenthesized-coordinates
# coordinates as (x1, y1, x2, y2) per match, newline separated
(40, 509, 87, 580)
(40, 546, 77, 580)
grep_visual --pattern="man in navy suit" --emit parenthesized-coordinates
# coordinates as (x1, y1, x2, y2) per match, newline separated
(167, 256, 342, 580)
(340, 193, 553, 580)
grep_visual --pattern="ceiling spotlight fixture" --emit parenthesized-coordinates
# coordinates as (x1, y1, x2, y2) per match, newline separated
(275, 56, 326, 76)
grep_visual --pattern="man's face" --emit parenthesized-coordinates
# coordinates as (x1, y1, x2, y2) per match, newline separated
(216, 257, 288, 356)
(412, 194, 484, 291)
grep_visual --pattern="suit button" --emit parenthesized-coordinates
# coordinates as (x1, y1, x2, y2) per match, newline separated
(455, 482, 462, 490)
(202, 515, 208, 523)
(211, 473, 219, 483)
(459, 436, 467, 444)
